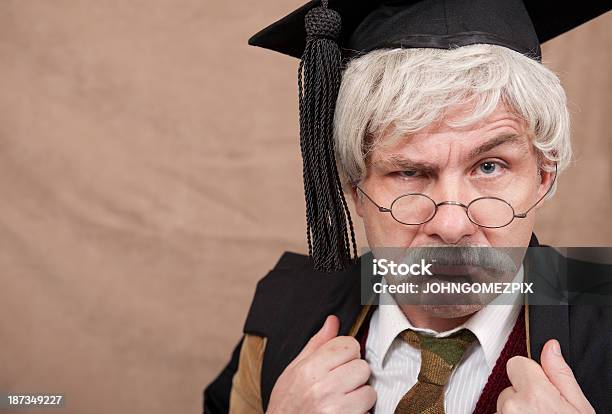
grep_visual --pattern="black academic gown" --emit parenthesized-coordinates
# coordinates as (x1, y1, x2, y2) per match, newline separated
(203, 234, 612, 413)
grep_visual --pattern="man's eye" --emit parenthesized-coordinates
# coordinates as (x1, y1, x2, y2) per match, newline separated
(479, 162, 498, 174)
(398, 170, 419, 177)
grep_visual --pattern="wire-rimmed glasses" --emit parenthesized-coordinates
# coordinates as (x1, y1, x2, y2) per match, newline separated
(356, 163, 557, 229)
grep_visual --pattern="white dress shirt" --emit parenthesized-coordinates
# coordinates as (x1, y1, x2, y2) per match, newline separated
(365, 266, 524, 414)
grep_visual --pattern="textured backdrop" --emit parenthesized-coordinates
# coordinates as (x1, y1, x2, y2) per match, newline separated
(0, 1, 610, 413)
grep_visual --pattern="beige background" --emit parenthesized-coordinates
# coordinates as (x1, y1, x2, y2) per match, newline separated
(0, 1, 610, 413)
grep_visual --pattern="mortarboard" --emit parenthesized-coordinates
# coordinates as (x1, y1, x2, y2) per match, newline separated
(248, 0, 611, 273)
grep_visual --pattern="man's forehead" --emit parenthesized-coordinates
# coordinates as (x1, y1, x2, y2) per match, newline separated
(402, 104, 526, 137)
(370, 104, 529, 158)
(370, 130, 531, 168)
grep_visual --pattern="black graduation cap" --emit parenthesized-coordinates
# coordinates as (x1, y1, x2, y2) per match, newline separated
(248, 0, 611, 273)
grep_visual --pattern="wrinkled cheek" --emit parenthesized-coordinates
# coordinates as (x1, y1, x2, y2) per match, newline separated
(363, 211, 417, 248)
(482, 215, 536, 247)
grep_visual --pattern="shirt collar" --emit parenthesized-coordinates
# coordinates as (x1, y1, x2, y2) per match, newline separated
(375, 265, 524, 369)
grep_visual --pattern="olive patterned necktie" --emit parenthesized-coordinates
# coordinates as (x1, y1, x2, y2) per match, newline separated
(394, 328, 478, 414)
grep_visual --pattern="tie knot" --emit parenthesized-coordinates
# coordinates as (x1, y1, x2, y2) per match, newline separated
(399, 328, 477, 386)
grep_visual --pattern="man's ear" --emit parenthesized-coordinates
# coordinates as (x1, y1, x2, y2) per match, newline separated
(534, 164, 556, 210)
(349, 185, 364, 217)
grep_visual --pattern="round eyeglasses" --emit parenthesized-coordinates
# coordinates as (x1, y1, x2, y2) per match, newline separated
(356, 163, 557, 229)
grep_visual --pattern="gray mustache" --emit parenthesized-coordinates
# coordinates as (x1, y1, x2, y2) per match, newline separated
(401, 246, 518, 276)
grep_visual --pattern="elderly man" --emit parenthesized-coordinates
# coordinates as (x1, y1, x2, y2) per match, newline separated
(204, 1, 611, 413)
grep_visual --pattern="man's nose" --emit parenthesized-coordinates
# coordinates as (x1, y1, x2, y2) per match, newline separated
(421, 190, 477, 244)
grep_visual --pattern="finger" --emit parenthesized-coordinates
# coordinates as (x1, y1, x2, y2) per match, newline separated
(341, 384, 377, 413)
(496, 397, 530, 414)
(324, 358, 371, 394)
(540, 339, 594, 413)
(294, 315, 340, 363)
(506, 356, 556, 393)
(496, 386, 516, 414)
(308, 335, 361, 372)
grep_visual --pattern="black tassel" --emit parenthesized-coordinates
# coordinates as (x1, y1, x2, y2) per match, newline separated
(298, 0, 357, 273)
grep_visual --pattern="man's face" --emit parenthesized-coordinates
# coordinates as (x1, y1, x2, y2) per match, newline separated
(352, 103, 555, 317)
(353, 103, 553, 249)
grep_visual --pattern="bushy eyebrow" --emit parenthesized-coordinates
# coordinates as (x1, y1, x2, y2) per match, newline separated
(373, 133, 528, 173)
(373, 157, 438, 175)
(467, 133, 527, 159)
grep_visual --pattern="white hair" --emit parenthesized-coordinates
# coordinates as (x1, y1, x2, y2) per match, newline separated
(333, 44, 571, 197)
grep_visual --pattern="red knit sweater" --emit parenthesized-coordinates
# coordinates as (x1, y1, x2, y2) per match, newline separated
(357, 307, 527, 414)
